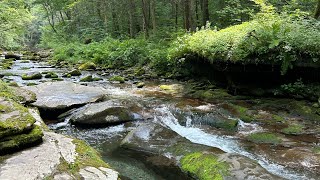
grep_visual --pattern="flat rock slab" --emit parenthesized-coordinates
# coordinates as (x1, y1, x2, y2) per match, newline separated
(24, 82, 106, 110)
(70, 100, 134, 126)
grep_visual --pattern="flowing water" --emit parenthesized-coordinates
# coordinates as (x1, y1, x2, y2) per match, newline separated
(1, 57, 319, 179)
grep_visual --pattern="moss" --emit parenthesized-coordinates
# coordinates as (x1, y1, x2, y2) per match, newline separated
(44, 72, 58, 78)
(109, 76, 125, 83)
(73, 139, 109, 169)
(213, 119, 238, 131)
(52, 78, 64, 81)
(180, 152, 229, 180)
(8, 82, 19, 87)
(27, 83, 38, 86)
(68, 69, 82, 76)
(281, 124, 304, 135)
(227, 104, 254, 123)
(0, 80, 21, 102)
(22, 73, 42, 80)
(79, 75, 102, 82)
(134, 68, 145, 76)
(0, 126, 43, 155)
(78, 62, 96, 70)
(20, 60, 30, 63)
(247, 132, 282, 145)
(136, 82, 145, 88)
(312, 146, 320, 154)
(160, 85, 172, 91)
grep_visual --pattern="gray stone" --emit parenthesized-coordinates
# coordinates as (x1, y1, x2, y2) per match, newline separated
(70, 100, 134, 125)
(79, 167, 118, 180)
(24, 82, 106, 110)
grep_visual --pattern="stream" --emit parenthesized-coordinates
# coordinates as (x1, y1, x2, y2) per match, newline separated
(1, 57, 319, 180)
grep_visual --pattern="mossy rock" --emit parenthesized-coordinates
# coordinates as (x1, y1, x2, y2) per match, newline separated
(44, 72, 58, 78)
(192, 89, 231, 101)
(0, 98, 36, 139)
(134, 68, 145, 76)
(22, 72, 42, 80)
(281, 124, 304, 135)
(78, 62, 96, 70)
(136, 82, 145, 88)
(20, 60, 30, 63)
(180, 152, 229, 180)
(247, 132, 282, 145)
(109, 76, 125, 83)
(68, 69, 82, 76)
(80, 75, 102, 82)
(0, 126, 43, 155)
(159, 84, 184, 94)
(223, 104, 254, 123)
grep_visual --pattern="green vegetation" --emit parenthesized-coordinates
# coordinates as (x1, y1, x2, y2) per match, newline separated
(109, 76, 125, 83)
(281, 124, 304, 135)
(180, 152, 229, 180)
(22, 73, 42, 80)
(247, 132, 282, 144)
(169, 14, 320, 75)
(73, 139, 110, 169)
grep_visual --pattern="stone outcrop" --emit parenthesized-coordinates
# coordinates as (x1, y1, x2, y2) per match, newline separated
(24, 82, 106, 111)
(70, 100, 135, 126)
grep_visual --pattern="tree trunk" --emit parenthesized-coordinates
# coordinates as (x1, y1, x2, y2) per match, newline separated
(184, 0, 192, 30)
(202, 0, 209, 26)
(150, 0, 156, 32)
(141, 0, 149, 38)
(315, 0, 320, 19)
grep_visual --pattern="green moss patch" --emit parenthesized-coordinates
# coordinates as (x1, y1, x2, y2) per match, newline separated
(0, 126, 43, 155)
(73, 139, 109, 169)
(109, 76, 125, 83)
(247, 132, 282, 145)
(180, 152, 229, 180)
(78, 62, 96, 70)
(281, 124, 304, 135)
(22, 72, 42, 80)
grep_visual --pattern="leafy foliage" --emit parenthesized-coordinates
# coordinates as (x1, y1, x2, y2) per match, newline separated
(169, 14, 320, 75)
(0, 0, 33, 49)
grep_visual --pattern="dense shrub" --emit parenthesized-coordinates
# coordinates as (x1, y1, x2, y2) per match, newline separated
(169, 14, 320, 74)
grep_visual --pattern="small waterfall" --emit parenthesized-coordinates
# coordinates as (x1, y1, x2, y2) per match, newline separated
(154, 106, 309, 180)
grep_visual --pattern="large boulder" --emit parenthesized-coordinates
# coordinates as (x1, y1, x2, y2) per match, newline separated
(0, 97, 43, 155)
(0, 109, 119, 180)
(70, 100, 135, 126)
(24, 82, 106, 111)
(121, 122, 283, 180)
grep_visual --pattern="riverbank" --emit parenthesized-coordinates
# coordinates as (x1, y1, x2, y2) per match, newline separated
(0, 54, 319, 179)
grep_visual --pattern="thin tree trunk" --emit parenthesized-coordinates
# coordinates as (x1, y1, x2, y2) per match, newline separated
(202, 0, 209, 26)
(150, 0, 156, 32)
(184, 0, 191, 30)
(141, 0, 149, 38)
(315, 0, 320, 19)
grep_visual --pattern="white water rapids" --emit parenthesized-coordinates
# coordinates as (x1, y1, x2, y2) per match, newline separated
(154, 106, 310, 180)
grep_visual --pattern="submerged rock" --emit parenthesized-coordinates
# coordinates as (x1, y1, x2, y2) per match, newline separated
(70, 100, 134, 126)
(24, 82, 106, 111)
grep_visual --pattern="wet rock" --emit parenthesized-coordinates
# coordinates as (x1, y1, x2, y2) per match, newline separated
(78, 62, 96, 70)
(121, 122, 213, 157)
(220, 153, 284, 180)
(44, 72, 58, 78)
(0, 108, 118, 180)
(79, 167, 118, 180)
(159, 84, 184, 95)
(70, 100, 135, 126)
(21, 72, 42, 80)
(0, 97, 43, 155)
(24, 82, 106, 111)
(136, 82, 145, 88)
(68, 69, 82, 76)
(80, 75, 102, 82)
(109, 76, 125, 83)
(10, 86, 37, 104)
(4, 53, 21, 60)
